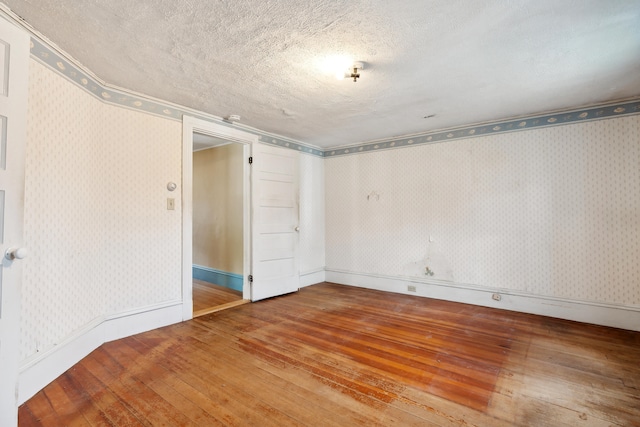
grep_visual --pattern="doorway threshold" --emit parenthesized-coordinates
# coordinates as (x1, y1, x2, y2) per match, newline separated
(193, 299, 251, 318)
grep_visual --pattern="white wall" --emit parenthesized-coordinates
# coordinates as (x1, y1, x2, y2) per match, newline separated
(299, 153, 326, 285)
(21, 59, 183, 363)
(325, 116, 640, 329)
(192, 144, 244, 274)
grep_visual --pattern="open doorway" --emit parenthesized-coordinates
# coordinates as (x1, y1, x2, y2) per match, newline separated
(191, 135, 247, 316)
(181, 116, 254, 321)
(182, 116, 301, 320)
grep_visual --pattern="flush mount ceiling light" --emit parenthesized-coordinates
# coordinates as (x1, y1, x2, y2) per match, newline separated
(337, 61, 364, 82)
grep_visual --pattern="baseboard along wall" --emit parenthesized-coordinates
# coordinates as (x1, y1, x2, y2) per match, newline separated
(18, 267, 639, 406)
(299, 268, 326, 288)
(325, 269, 640, 332)
(18, 301, 183, 405)
(193, 265, 243, 292)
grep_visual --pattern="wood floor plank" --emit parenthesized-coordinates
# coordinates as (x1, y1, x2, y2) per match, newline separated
(252, 288, 507, 410)
(130, 338, 304, 426)
(119, 335, 250, 426)
(192, 280, 242, 312)
(85, 348, 199, 427)
(154, 324, 424, 426)
(184, 308, 514, 426)
(17, 405, 40, 427)
(64, 363, 145, 427)
(193, 298, 250, 318)
(20, 390, 64, 427)
(100, 340, 226, 426)
(39, 378, 93, 426)
(191, 303, 515, 426)
(138, 312, 444, 425)
(19, 282, 640, 427)
(60, 372, 116, 427)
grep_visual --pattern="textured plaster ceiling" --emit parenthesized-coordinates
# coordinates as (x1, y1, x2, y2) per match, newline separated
(5, 0, 640, 148)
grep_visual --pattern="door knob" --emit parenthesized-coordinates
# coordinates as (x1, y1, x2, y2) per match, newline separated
(5, 247, 28, 261)
(295, 226, 300, 232)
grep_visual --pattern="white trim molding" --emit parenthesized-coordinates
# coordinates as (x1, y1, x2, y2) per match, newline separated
(182, 116, 254, 321)
(325, 269, 640, 332)
(18, 301, 182, 405)
(299, 268, 326, 288)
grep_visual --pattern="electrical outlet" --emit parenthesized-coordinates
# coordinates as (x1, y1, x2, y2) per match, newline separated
(167, 198, 175, 210)
(492, 293, 501, 301)
(408, 285, 417, 292)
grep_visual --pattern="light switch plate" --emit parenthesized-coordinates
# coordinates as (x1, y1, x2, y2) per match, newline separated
(167, 198, 175, 210)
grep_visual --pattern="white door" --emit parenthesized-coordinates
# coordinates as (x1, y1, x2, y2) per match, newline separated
(251, 143, 300, 301)
(0, 16, 29, 427)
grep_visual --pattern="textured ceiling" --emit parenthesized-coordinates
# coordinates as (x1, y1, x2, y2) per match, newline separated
(4, 0, 640, 148)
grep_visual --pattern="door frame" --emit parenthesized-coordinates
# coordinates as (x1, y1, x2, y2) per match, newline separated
(181, 116, 255, 320)
(0, 14, 29, 426)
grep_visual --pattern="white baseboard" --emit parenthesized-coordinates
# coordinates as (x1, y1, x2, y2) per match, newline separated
(18, 300, 183, 405)
(300, 268, 326, 288)
(102, 301, 183, 343)
(325, 269, 640, 332)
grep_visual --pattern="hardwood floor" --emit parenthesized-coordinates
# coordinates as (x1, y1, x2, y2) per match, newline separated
(192, 279, 243, 313)
(19, 283, 640, 426)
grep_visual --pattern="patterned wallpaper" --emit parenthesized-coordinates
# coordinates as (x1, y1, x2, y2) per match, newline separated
(325, 115, 640, 306)
(21, 56, 326, 361)
(21, 59, 182, 361)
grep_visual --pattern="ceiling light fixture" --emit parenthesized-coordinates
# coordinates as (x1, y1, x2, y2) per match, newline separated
(337, 61, 364, 82)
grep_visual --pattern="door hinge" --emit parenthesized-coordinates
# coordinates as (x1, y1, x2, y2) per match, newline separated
(248, 156, 253, 164)
(248, 275, 253, 283)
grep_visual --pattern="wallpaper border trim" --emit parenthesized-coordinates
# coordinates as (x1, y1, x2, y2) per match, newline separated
(11, 8, 640, 160)
(324, 99, 640, 157)
(27, 35, 324, 157)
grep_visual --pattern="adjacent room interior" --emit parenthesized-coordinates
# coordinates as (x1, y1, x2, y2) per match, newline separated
(191, 133, 247, 316)
(0, 1, 638, 426)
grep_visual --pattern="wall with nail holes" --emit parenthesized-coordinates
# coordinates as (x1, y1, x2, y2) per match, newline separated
(325, 115, 640, 307)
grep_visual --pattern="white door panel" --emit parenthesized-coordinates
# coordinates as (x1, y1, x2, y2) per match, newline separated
(260, 233, 294, 250)
(0, 16, 29, 427)
(260, 151, 295, 174)
(259, 207, 297, 224)
(251, 143, 300, 301)
(258, 248, 295, 262)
